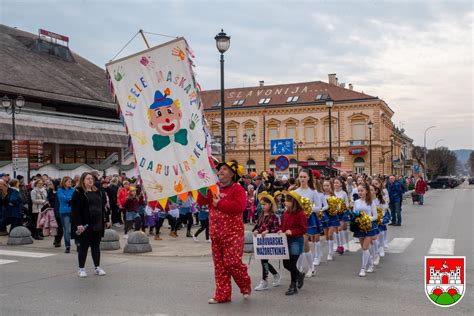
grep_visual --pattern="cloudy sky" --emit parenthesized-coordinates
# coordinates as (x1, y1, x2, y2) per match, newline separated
(1, 0, 472, 149)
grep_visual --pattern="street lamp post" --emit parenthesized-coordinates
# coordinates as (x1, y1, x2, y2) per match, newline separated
(214, 29, 230, 163)
(368, 121, 373, 176)
(326, 97, 334, 173)
(390, 135, 394, 175)
(243, 132, 256, 173)
(294, 140, 303, 165)
(434, 139, 444, 149)
(423, 125, 436, 179)
(2, 95, 25, 178)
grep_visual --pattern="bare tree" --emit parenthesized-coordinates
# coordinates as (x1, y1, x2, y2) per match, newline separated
(412, 146, 426, 171)
(469, 151, 474, 175)
(426, 147, 457, 179)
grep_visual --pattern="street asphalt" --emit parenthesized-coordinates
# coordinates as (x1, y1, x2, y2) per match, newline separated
(0, 183, 472, 315)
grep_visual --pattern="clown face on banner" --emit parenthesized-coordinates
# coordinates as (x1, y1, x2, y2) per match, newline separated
(106, 38, 217, 205)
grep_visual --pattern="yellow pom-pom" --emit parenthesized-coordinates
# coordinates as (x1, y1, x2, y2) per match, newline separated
(337, 197, 346, 215)
(301, 197, 312, 218)
(357, 212, 372, 232)
(327, 196, 339, 216)
(376, 206, 383, 225)
(317, 210, 323, 220)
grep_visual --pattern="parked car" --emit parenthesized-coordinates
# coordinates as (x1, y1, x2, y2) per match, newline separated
(428, 177, 459, 189)
(468, 177, 474, 185)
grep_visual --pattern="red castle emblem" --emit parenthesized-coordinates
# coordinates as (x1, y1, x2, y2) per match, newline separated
(425, 256, 466, 307)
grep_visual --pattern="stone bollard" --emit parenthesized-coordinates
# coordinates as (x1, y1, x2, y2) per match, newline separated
(123, 231, 152, 254)
(244, 231, 254, 254)
(7, 226, 33, 245)
(100, 229, 121, 250)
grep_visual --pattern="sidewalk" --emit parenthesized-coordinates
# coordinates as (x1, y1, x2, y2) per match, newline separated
(0, 225, 218, 258)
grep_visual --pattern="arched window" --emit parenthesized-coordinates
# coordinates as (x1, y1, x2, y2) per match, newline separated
(289, 158, 298, 178)
(269, 159, 276, 173)
(354, 157, 365, 175)
(246, 159, 256, 174)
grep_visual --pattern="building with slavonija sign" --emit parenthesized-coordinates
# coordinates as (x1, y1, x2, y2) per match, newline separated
(200, 76, 414, 177)
(0, 24, 133, 178)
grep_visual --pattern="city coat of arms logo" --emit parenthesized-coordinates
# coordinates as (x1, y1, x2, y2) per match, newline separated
(425, 256, 465, 307)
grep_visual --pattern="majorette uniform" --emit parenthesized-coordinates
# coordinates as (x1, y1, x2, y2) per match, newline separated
(352, 199, 378, 238)
(334, 189, 350, 252)
(295, 188, 323, 235)
(334, 190, 350, 222)
(323, 194, 340, 228)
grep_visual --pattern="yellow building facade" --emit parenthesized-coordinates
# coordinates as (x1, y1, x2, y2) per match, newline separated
(201, 74, 413, 177)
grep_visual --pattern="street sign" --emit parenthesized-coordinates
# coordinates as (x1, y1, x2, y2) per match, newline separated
(270, 139, 294, 156)
(413, 164, 420, 173)
(275, 155, 290, 171)
(12, 158, 28, 172)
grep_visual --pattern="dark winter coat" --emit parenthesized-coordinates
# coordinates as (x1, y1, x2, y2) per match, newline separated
(5, 188, 23, 219)
(71, 187, 109, 238)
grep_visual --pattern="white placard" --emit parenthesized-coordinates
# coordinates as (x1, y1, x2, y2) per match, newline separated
(253, 233, 289, 260)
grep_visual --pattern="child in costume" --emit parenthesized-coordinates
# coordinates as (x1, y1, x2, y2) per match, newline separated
(123, 187, 140, 239)
(253, 192, 281, 291)
(273, 190, 285, 223)
(279, 191, 308, 295)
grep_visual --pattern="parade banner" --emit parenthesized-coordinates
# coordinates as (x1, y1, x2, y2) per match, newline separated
(253, 233, 289, 260)
(106, 38, 217, 207)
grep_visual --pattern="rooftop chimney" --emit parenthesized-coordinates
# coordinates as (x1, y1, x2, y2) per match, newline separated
(328, 74, 337, 85)
(348, 83, 353, 90)
(259, 80, 264, 87)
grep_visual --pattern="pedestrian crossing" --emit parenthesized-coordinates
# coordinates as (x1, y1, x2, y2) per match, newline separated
(0, 259, 18, 265)
(428, 238, 455, 255)
(343, 237, 457, 255)
(0, 249, 56, 265)
(385, 238, 415, 253)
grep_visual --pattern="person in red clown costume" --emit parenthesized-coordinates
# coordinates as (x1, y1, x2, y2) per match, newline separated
(197, 160, 252, 304)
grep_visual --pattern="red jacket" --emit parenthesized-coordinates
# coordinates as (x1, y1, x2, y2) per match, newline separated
(415, 179, 427, 194)
(197, 182, 246, 239)
(123, 197, 139, 213)
(279, 209, 307, 237)
(117, 187, 129, 209)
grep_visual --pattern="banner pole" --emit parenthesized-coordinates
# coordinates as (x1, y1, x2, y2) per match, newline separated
(139, 29, 151, 48)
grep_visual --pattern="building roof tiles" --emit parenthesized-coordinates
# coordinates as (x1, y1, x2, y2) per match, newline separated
(200, 80, 377, 110)
(0, 24, 113, 109)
